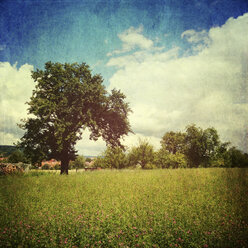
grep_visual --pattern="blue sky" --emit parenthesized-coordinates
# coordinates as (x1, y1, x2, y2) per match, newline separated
(1, 0, 247, 82)
(1, 0, 248, 155)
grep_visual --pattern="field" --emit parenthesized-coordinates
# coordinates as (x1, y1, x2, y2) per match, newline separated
(0, 168, 247, 248)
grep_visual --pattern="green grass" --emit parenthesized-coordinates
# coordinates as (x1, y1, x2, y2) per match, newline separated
(0, 168, 247, 248)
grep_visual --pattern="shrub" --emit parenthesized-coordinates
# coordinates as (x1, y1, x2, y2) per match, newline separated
(0, 163, 24, 175)
(155, 149, 187, 169)
(143, 162, 157, 169)
(42, 163, 50, 170)
(7, 150, 29, 163)
(54, 163, 60, 170)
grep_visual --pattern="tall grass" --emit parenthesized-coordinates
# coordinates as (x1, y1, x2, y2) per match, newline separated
(0, 168, 247, 247)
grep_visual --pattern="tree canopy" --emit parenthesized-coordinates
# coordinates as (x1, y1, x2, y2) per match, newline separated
(18, 62, 132, 174)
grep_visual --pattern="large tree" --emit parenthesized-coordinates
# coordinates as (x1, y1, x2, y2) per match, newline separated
(160, 131, 186, 154)
(184, 124, 220, 167)
(18, 62, 132, 174)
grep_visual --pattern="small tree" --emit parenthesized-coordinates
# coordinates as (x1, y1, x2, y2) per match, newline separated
(71, 155, 85, 172)
(102, 146, 128, 169)
(128, 139, 155, 169)
(18, 62, 132, 174)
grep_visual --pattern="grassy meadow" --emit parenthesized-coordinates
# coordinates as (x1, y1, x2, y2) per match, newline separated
(0, 168, 247, 248)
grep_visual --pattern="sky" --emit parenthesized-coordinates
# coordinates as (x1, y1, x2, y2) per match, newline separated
(0, 0, 248, 156)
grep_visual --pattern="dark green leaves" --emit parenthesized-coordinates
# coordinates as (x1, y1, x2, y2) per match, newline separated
(19, 62, 132, 169)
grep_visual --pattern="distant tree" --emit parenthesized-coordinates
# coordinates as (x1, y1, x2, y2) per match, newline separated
(161, 131, 186, 154)
(128, 139, 155, 169)
(102, 146, 128, 169)
(225, 147, 248, 168)
(93, 156, 105, 168)
(71, 155, 85, 172)
(8, 150, 29, 164)
(85, 157, 92, 163)
(18, 62, 132, 174)
(155, 149, 187, 169)
(184, 125, 221, 167)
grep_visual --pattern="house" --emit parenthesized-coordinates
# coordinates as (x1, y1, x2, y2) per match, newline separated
(41, 159, 61, 168)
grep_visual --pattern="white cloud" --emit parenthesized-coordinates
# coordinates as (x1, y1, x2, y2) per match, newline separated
(107, 13, 248, 152)
(107, 25, 153, 56)
(0, 62, 35, 145)
(76, 129, 107, 156)
(1, 13, 248, 156)
(181, 29, 209, 44)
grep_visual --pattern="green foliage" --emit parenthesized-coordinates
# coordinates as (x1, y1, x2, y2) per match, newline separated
(0, 145, 17, 157)
(93, 156, 105, 168)
(225, 147, 248, 168)
(85, 157, 92, 163)
(128, 139, 155, 169)
(54, 163, 61, 170)
(0, 169, 247, 247)
(143, 162, 157, 169)
(161, 131, 186, 154)
(70, 155, 86, 171)
(159, 125, 248, 168)
(101, 146, 128, 169)
(18, 62, 132, 174)
(42, 163, 50, 170)
(184, 125, 221, 167)
(8, 150, 29, 163)
(155, 149, 187, 169)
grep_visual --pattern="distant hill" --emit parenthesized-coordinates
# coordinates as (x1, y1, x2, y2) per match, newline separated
(0, 145, 17, 157)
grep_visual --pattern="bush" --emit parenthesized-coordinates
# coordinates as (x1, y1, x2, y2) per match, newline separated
(54, 163, 60, 170)
(42, 163, 50, 170)
(30, 164, 39, 170)
(155, 149, 187, 169)
(8, 150, 29, 163)
(17, 162, 31, 171)
(0, 163, 24, 175)
(143, 163, 157, 169)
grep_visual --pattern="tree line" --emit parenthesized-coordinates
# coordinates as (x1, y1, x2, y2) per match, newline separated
(14, 61, 248, 174)
(93, 124, 248, 169)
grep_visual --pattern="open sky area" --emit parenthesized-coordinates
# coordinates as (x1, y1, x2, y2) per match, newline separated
(0, 0, 248, 156)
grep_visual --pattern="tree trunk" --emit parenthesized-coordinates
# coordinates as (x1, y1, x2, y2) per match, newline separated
(60, 157, 69, 175)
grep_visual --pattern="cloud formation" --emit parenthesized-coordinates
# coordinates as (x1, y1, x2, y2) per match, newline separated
(107, 13, 248, 152)
(1, 13, 247, 156)
(107, 25, 153, 56)
(0, 62, 35, 145)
